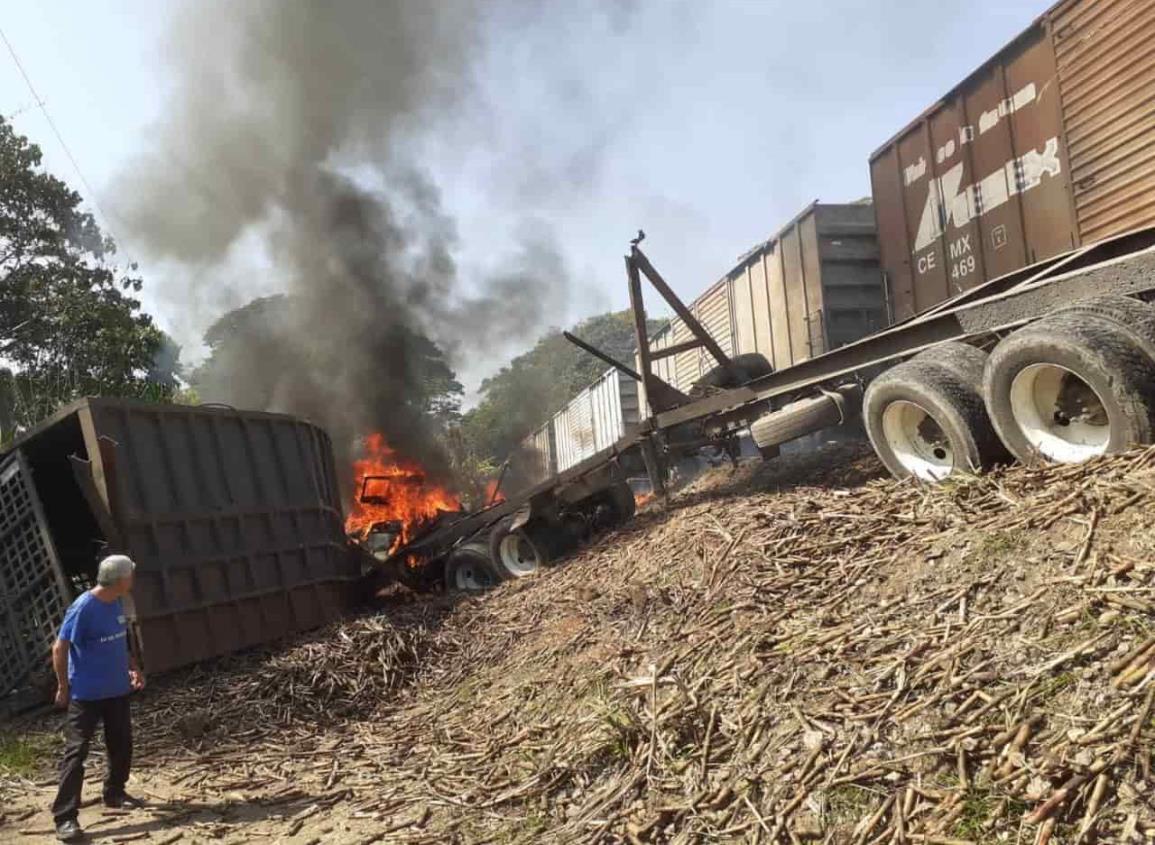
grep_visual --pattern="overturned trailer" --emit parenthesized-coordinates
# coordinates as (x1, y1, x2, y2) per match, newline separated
(1, 399, 355, 704)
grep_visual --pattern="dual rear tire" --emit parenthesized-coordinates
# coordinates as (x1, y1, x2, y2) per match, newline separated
(864, 343, 1005, 480)
(445, 481, 637, 592)
(985, 300, 1155, 464)
(865, 296, 1155, 480)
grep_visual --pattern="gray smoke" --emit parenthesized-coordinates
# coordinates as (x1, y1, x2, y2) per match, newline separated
(118, 0, 572, 483)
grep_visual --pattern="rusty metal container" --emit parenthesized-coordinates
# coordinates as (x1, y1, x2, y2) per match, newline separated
(1, 398, 354, 690)
(646, 202, 886, 398)
(871, 0, 1155, 320)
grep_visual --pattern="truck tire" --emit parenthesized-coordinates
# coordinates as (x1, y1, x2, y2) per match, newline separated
(488, 517, 551, 578)
(690, 353, 774, 396)
(606, 481, 636, 523)
(912, 341, 989, 385)
(750, 384, 862, 450)
(1049, 295, 1155, 365)
(444, 542, 505, 593)
(864, 354, 1003, 481)
(983, 313, 1155, 464)
(589, 480, 638, 530)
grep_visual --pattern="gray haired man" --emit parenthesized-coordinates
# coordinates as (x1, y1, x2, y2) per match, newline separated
(50, 555, 146, 842)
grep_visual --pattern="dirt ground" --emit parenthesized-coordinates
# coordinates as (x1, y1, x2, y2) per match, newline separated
(3, 441, 1155, 844)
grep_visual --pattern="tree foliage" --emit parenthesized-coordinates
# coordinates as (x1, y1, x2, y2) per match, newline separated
(0, 116, 166, 438)
(460, 310, 665, 463)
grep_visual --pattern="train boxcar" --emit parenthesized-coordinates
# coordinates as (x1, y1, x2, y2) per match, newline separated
(871, 0, 1155, 321)
(642, 201, 886, 409)
(552, 368, 642, 474)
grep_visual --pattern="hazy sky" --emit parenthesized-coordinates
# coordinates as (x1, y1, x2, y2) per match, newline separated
(0, 0, 1051, 392)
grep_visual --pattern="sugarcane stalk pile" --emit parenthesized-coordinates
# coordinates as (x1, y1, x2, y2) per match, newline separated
(17, 443, 1155, 843)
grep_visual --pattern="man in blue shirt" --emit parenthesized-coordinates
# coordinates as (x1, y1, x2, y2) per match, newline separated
(50, 554, 146, 842)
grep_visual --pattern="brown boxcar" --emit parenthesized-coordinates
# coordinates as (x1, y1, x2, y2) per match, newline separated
(643, 201, 886, 403)
(1, 398, 355, 695)
(871, 0, 1155, 321)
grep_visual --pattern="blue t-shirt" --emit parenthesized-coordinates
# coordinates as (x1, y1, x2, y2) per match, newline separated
(57, 592, 132, 701)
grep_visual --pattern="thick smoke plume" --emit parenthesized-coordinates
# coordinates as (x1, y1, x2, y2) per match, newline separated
(119, 0, 571, 484)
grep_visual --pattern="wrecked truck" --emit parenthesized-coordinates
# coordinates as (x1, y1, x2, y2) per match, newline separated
(357, 452, 641, 595)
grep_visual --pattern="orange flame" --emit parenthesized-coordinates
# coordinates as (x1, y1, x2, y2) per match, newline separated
(484, 477, 507, 506)
(634, 490, 655, 509)
(345, 433, 461, 549)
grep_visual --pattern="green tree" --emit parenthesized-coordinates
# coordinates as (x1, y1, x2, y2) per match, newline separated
(0, 116, 165, 437)
(459, 309, 665, 464)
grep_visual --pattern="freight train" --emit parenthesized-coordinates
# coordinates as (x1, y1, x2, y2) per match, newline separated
(393, 0, 1155, 589)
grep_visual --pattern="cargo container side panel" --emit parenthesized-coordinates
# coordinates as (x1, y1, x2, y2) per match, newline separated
(819, 262, 887, 349)
(546, 423, 558, 475)
(897, 124, 951, 311)
(589, 374, 610, 454)
(553, 390, 597, 474)
(318, 427, 342, 513)
(927, 99, 989, 296)
(671, 317, 700, 392)
(811, 205, 884, 349)
(549, 410, 570, 476)
(250, 418, 292, 509)
(871, 147, 915, 321)
(960, 67, 1030, 283)
(732, 266, 759, 358)
(535, 426, 553, 481)
(576, 393, 595, 468)
(780, 227, 812, 362)
(619, 376, 641, 434)
(747, 252, 774, 361)
(766, 248, 793, 368)
(696, 280, 734, 375)
(589, 371, 622, 452)
(551, 410, 570, 475)
(658, 329, 674, 387)
(650, 329, 665, 388)
(1054, 0, 1155, 243)
(516, 425, 553, 487)
(799, 214, 828, 356)
(1007, 30, 1079, 263)
(818, 233, 881, 264)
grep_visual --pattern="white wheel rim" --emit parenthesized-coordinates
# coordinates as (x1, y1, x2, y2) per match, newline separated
(880, 400, 955, 480)
(499, 532, 539, 577)
(454, 560, 494, 591)
(1009, 363, 1110, 462)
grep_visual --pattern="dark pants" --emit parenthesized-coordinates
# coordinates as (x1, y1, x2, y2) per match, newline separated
(51, 695, 132, 824)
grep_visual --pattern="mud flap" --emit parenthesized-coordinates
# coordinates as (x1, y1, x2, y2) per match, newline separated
(509, 503, 533, 532)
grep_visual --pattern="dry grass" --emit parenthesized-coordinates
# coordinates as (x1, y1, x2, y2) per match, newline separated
(8, 444, 1155, 843)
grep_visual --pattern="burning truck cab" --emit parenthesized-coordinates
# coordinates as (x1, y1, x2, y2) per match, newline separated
(344, 434, 464, 555)
(347, 428, 644, 597)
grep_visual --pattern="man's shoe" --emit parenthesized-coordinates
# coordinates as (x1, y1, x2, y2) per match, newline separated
(55, 818, 84, 841)
(103, 793, 145, 810)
